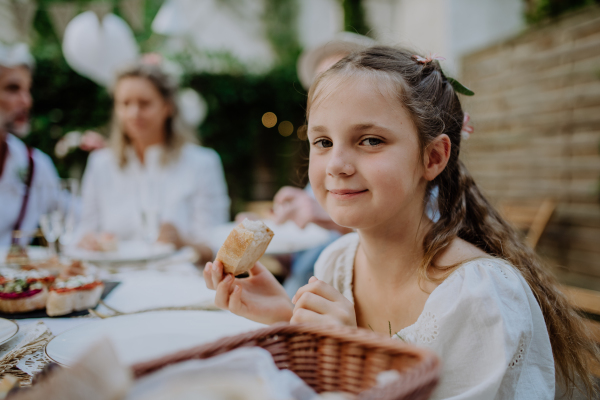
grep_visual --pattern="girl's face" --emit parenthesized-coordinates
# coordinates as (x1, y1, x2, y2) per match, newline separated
(307, 75, 428, 231)
(114, 77, 172, 145)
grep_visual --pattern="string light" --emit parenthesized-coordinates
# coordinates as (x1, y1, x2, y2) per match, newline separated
(278, 121, 293, 137)
(262, 112, 277, 128)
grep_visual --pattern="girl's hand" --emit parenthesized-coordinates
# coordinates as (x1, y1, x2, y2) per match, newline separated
(203, 260, 293, 325)
(291, 277, 357, 327)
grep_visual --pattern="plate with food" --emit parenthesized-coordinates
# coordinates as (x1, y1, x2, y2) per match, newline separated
(0, 263, 118, 318)
(209, 220, 332, 256)
(64, 239, 176, 264)
(45, 311, 265, 367)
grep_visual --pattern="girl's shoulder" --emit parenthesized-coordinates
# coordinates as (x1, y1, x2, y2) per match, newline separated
(314, 233, 359, 298)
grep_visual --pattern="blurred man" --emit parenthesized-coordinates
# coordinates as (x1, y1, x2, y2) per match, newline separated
(0, 43, 61, 246)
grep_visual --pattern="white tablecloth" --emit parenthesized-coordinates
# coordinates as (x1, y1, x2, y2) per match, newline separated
(17, 249, 216, 336)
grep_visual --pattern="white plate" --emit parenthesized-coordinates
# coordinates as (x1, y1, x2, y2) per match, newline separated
(0, 246, 51, 266)
(63, 240, 176, 264)
(209, 220, 332, 255)
(0, 318, 19, 345)
(45, 311, 265, 366)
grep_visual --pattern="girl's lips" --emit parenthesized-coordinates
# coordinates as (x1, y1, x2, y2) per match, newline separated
(328, 189, 368, 200)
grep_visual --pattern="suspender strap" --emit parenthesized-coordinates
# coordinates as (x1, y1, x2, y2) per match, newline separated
(12, 146, 35, 244)
(0, 139, 7, 180)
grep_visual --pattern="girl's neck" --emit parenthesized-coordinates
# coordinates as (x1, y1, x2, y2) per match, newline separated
(356, 209, 432, 287)
(131, 134, 164, 164)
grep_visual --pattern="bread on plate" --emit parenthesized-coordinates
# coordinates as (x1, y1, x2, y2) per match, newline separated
(46, 275, 104, 317)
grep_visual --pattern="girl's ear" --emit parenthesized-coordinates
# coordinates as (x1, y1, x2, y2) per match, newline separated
(423, 134, 451, 181)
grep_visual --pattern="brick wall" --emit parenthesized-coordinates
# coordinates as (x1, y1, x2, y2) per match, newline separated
(460, 6, 600, 289)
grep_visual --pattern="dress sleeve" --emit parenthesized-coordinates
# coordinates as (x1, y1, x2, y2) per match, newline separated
(412, 259, 554, 400)
(189, 149, 230, 245)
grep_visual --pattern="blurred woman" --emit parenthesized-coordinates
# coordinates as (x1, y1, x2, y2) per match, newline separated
(78, 62, 229, 263)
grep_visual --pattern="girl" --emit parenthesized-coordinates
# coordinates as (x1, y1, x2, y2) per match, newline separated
(204, 47, 599, 399)
(78, 62, 229, 263)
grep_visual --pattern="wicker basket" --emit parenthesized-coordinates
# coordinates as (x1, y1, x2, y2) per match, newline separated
(132, 324, 440, 400)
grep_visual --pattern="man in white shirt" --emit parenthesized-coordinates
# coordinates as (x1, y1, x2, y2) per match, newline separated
(0, 42, 61, 246)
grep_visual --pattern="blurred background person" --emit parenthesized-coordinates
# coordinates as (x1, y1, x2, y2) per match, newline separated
(77, 62, 229, 264)
(272, 33, 374, 296)
(0, 42, 61, 247)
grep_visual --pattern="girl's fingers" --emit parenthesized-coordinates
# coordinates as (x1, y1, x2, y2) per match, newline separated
(211, 260, 225, 289)
(292, 278, 341, 304)
(294, 291, 331, 315)
(203, 262, 214, 289)
(290, 307, 333, 325)
(214, 274, 234, 309)
(228, 285, 245, 315)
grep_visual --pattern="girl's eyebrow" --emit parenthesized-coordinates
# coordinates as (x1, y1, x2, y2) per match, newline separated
(351, 123, 393, 134)
(309, 125, 328, 133)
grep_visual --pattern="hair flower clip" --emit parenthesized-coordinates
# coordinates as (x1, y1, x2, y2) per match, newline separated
(461, 113, 474, 140)
(412, 53, 446, 64)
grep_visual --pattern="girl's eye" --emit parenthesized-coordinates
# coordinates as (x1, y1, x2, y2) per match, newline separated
(360, 137, 383, 147)
(314, 139, 333, 148)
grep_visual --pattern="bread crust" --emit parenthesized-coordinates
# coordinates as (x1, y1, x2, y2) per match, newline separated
(46, 284, 104, 317)
(216, 223, 274, 275)
(0, 287, 48, 313)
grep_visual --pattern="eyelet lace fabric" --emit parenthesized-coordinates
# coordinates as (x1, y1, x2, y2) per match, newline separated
(509, 337, 526, 368)
(415, 311, 440, 344)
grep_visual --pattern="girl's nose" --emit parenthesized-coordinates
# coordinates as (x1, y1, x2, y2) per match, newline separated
(326, 147, 355, 177)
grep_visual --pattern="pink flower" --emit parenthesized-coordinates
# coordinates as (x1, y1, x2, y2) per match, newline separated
(80, 130, 106, 152)
(461, 113, 474, 140)
(141, 53, 163, 65)
(412, 53, 446, 64)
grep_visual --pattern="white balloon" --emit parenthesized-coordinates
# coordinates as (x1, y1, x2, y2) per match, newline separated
(63, 11, 139, 87)
(178, 88, 207, 128)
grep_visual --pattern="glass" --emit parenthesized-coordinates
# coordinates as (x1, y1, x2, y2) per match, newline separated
(40, 210, 62, 256)
(139, 177, 160, 244)
(40, 178, 80, 256)
(58, 179, 79, 249)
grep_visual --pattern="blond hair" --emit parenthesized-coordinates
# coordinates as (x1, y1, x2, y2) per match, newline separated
(109, 63, 196, 168)
(308, 46, 600, 398)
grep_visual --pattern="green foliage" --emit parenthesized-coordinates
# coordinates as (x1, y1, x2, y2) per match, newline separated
(526, 0, 600, 23)
(22, 0, 309, 216)
(342, 0, 371, 36)
(189, 65, 309, 212)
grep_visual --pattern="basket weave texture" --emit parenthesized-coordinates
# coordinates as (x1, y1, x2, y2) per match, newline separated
(132, 324, 440, 400)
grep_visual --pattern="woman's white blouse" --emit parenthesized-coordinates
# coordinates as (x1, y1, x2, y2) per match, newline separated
(314, 233, 555, 400)
(79, 144, 230, 246)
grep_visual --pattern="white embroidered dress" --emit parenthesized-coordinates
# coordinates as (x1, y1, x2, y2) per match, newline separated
(314, 233, 555, 400)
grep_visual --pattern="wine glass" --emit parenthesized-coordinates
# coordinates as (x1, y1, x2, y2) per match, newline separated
(58, 179, 79, 250)
(40, 210, 62, 256)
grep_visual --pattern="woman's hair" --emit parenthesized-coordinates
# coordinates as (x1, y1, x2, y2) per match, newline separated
(109, 63, 196, 168)
(307, 46, 599, 398)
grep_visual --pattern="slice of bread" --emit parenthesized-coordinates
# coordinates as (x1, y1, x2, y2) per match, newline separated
(0, 287, 48, 313)
(216, 219, 274, 276)
(46, 284, 104, 317)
